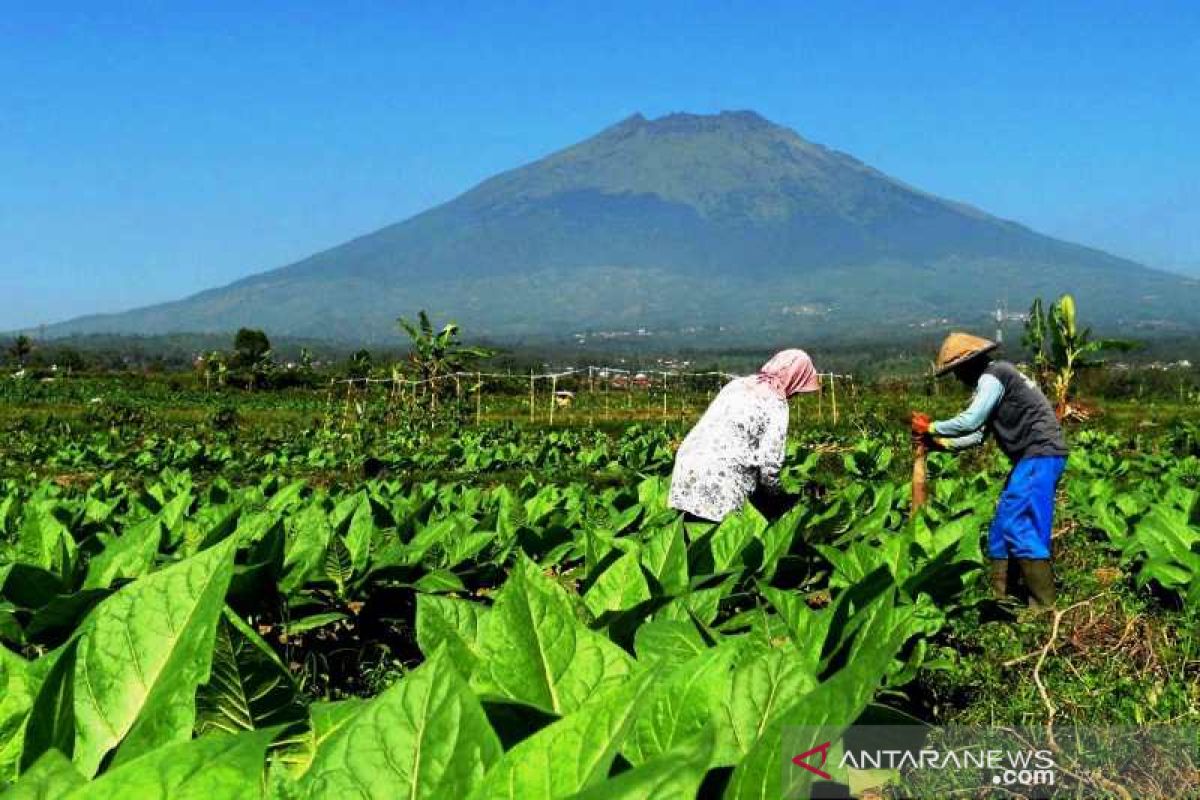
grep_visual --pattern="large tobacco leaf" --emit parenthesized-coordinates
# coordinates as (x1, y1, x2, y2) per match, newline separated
(714, 645, 819, 765)
(81, 517, 162, 590)
(65, 728, 275, 800)
(622, 643, 738, 767)
(583, 549, 651, 617)
(474, 556, 632, 715)
(71, 538, 237, 776)
(722, 592, 910, 800)
(5, 749, 85, 800)
(271, 698, 364, 780)
(639, 518, 689, 595)
(566, 730, 713, 800)
(468, 665, 660, 800)
(20, 639, 79, 773)
(280, 504, 332, 594)
(297, 647, 502, 799)
(0, 646, 38, 783)
(415, 593, 489, 675)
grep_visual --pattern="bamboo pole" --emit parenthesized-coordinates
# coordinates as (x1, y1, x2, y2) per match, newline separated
(661, 374, 668, 420)
(475, 372, 482, 425)
(549, 375, 557, 426)
(529, 371, 535, 423)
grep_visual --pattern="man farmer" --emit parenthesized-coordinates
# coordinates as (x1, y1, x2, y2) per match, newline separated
(912, 333, 1068, 607)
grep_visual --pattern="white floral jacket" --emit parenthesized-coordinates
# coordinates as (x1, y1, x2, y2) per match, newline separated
(667, 377, 788, 522)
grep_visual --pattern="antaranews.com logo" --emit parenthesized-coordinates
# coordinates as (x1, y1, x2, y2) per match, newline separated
(781, 725, 1198, 799)
(790, 737, 1056, 790)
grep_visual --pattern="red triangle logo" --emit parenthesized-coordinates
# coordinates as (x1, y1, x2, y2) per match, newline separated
(792, 741, 833, 780)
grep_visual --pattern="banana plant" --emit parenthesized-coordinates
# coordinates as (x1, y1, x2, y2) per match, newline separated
(202, 351, 228, 389)
(398, 310, 494, 411)
(1026, 293, 1137, 419)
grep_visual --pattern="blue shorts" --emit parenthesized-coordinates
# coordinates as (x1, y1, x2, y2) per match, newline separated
(987, 455, 1067, 560)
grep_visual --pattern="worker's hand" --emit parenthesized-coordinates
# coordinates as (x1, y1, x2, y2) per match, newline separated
(910, 411, 933, 435)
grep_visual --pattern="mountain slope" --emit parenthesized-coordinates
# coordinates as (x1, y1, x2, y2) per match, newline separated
(47, 111, 1200, 343)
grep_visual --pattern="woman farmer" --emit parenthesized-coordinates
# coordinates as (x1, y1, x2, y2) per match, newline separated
(912, 333, 1068, 607)
(669, 349, 821, 522)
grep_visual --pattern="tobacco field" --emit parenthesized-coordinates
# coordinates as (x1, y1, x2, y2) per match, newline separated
(1, 382, 1199, 798)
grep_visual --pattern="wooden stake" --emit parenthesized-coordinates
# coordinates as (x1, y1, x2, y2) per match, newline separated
(549, 375, 557, 425)
(911, 413, 929, 518)
(475, 372, 482, 425)
(529, 371, 535, 423)
(830, 374, 838, 425)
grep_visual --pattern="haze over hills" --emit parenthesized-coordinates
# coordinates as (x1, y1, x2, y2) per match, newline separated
(44, 111, 1200, 345)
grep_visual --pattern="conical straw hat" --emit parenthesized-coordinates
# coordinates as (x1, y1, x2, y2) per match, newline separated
(934, 332, 997, 376)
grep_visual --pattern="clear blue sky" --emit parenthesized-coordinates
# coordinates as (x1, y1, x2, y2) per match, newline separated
(3, 1, 1197, 329)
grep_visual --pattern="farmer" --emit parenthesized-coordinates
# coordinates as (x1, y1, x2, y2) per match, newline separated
(912, 333, 1068, 607)
(669, 349, 821, 522)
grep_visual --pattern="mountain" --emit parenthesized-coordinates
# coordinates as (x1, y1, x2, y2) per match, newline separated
(45, 110, 1200, 344)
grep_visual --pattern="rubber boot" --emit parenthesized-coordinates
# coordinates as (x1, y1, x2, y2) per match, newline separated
(1018, 559, 1056, 608)
(989, 558, 1009, 599)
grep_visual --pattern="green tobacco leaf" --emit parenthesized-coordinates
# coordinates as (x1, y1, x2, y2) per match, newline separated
(64, 728, 275, 800)
(411, 569, 467, 593)
(723, 593, 907, 800)
(632, 619, 708, 668)
(298, 648, 502, 799)
(25, 590, 112, 645)
(16, 507, 75, 578)
(0, 564, 64, 610)
(282, 613, 346, 635)
(71, 538, 237, 776)
(1, 647, 37, 782)
(281, 505, 332, 594)
(758, 587, 831, 670)
(714, 646, 818, 765)
(656, 577, 736, 627)
(640, 518, 689, 595)
(757, 507, 804, 581)
(5, 749, 84, 800)
(584, 550, 651, 617)
(343, 493, 377, 573)
(468, 666, 659, 800)
(20, 639, 78, 772)
(623, 644, 738, 766)
(415, 594, 488, 674)
(708, 505, 767, 572)
(272, 698, 364, 780)
(195, 609, 306, 736)
(82, 517, 162, 590)
(266, 480, 309, 513)
(475, 556, 632, 715)
(566, 730, 713, 800)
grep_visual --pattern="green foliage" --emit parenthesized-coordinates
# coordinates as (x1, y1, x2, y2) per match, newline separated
(294, 647, 501, 798)
(398, 310, 495, 416)
(1, 376, 1198, 797)
(232, 329, 271, 370)
(1025, 293, 1138, 413)
(8, 336, 33, 369)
